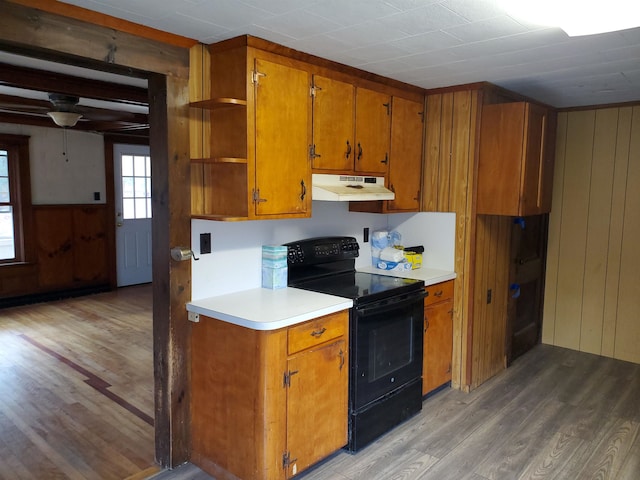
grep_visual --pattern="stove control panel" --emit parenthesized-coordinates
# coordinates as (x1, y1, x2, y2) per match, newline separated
(283, 236, 359, 265)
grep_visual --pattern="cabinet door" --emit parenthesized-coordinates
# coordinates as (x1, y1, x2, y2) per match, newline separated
(477, 102, 553, 216)
(311, 75, 354, 171)
(520, 103, 548, 215)
(387, 96, 424, 211)
(254, 58, 311, 216)
(355, 87, 391, 174)
(286, 339, 348, 478)
(423, 298, 453, 396)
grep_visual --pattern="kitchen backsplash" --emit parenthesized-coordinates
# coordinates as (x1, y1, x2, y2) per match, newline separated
(191, 202, 455, 299)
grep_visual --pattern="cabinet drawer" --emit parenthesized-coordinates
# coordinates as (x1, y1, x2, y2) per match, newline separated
(288, 311, 347, 355)
(424, 280, 454, 306)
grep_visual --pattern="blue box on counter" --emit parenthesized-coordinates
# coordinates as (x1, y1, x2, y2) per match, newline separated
(262, 245, 288, 289)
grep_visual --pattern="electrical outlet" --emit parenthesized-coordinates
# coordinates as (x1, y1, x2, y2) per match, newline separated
(200, 233, 211, 254)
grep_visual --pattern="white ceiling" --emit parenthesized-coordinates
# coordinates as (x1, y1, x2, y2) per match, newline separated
(35, 1, 640, 107)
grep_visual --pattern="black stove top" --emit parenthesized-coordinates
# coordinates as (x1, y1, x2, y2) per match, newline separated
(291, 271, 423, 305)
(284, 236, 423, 305)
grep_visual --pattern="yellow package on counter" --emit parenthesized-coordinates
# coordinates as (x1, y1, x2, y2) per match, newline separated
(404, 252, 422, 269)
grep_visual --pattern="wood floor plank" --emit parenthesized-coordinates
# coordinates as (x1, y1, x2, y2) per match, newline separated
(3, 286, 640, 480)
(0, 285, 155, 480)
(572, 417, 640, 480)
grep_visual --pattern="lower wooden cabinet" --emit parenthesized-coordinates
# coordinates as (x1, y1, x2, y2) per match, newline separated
(191, 310, 349, 480)
(423, 280, 454, 396)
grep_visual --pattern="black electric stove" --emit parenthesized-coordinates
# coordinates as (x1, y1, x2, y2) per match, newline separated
(283, 236, 425, 452)
(285, 236, 423, 302)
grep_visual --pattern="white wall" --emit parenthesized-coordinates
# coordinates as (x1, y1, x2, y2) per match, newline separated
(0, 123, 105, 204)
(191, 202, 455, 299)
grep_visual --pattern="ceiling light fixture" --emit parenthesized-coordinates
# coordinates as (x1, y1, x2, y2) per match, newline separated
(47, 111, 83, 127)
(501, 0, 640, 36)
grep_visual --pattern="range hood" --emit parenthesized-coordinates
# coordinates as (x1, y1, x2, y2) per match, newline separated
(312, 174, 395, 202)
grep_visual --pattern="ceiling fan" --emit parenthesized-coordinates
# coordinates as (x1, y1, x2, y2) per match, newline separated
(0, 89, 149, 134)
(46, 93, 83, 127)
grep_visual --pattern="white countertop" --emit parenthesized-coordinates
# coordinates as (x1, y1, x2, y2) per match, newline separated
(187, 267, 455, 331)
(187, 288, 353, 331)
(357, 266, 457, 285)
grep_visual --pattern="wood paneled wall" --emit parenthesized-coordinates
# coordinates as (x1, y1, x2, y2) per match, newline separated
(471, 215, 511, 389)
(423, 89, 480, 390)
(543, 106, 640, 364)
(0, 204, 109, 302)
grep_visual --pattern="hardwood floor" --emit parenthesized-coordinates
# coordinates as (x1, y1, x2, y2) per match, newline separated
(0, 285, 157, 480)
(2, 287, 639, 480)
(155, 343, 640, 480)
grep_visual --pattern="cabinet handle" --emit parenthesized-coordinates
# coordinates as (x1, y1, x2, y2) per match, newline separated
(309, 144, 321, 159)
(345, 140, 352, 159)
(357, 143, 363, 161)
(381, 153, 388, 164)
(310, 327, 326, 338)
(383, 102, 390, 115)
(434, 290, 443, 297)
(424, 319, 430, 331)
(338, 349, 345, 371)
(300, 180, 306, 201)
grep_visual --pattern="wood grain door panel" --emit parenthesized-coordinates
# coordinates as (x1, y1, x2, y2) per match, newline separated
(388, 96, 423, 211)
(355, 87, 390, 174)
(311, 75, 354, 171)
(254, 58, 311, 216)
(286, 339, 348, 478)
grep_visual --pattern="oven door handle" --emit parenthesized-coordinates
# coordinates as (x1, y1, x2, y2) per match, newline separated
(355, 290, 426, 316)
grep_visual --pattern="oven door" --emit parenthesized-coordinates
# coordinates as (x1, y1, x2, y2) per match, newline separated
(351, 288, 425, 410)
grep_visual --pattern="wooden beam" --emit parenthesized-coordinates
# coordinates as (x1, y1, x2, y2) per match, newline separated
(0, 0, 192, 468)
(6, 0, 198, 48)
(0, 62, 148, 103)
(0, 0, 189, 79)
(150, 72, 192, 467)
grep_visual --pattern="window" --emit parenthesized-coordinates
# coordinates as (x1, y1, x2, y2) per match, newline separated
(0, 134, 32, 264)
(0, 149, 14, 260)
(121, 153, 151, 219)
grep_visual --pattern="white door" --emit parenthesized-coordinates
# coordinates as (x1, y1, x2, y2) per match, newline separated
(114, 144, 152, 286)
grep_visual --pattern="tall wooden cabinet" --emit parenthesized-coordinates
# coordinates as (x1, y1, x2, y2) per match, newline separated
(422, 85, 556, 391)
(191, 310, 349, 480)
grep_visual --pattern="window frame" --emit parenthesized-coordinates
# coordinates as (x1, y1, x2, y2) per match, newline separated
(0, 134, 33, 265)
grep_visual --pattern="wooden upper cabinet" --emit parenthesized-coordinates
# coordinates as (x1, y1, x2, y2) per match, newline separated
(477, 102, 555, 216)
(355, 87, 391, 174)
(254, 58, 311, 217)
(311, 75, 354, 171)
(189, 44, 311, 220)
(387, 96, 424, 211)
(311, 77, 390, 175)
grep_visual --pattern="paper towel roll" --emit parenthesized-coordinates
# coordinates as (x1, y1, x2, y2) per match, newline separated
(380, 247, 405, 262)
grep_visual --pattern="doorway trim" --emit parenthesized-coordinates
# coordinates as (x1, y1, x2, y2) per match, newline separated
(0, 1, 193, 468)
